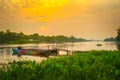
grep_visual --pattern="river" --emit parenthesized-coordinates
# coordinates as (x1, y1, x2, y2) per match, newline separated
(0, 41, 119, 63)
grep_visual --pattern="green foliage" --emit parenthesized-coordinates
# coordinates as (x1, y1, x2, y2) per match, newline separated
(0, 51, 120, 80)
(104, 37, 116, 42)
(0, 30, 86, 44)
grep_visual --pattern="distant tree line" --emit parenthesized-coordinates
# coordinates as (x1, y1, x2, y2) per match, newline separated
(0, 30, 87, 44)
(104, 37, 116, 42)
(104, 27, 120, 42)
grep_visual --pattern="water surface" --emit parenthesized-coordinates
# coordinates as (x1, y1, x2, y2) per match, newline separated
(0, 41, 119, 59)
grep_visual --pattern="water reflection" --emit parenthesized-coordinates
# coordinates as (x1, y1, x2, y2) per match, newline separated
(116, 44, 120, 50)
(0, 42, 119, 63)
(0, 48, 12, 58)
(0, 42, 119, 57)
(68, 42, 118, 51)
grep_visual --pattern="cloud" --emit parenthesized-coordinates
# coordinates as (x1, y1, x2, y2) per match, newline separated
(0, 0, 90, 26)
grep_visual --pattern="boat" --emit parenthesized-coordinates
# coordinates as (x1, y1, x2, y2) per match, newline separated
(12, 47, 58, 57)
(96, 44, 102, 46)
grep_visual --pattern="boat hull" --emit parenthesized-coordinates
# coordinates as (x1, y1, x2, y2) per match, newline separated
(12, 48, 58, 57)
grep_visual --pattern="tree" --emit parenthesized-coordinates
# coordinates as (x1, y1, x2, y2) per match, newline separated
(28, 33, 40, 43)
(69, 36, 75, 43)
(116, 27, 120, 41)
(0, 31, 5, 43)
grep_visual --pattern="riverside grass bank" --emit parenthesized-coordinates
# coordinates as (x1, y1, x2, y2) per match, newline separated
(0, 50, 120, 80)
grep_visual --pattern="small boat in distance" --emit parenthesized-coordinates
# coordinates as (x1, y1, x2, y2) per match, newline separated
(96, 44, 102, 46)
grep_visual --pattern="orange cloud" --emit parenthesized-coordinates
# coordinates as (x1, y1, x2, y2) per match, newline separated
(18, 0, 91, 23)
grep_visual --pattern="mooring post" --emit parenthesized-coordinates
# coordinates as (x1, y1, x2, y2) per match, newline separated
(66, 50, 69, 56)
(48, 45, 50, 50)
(57, 49, 59, 56)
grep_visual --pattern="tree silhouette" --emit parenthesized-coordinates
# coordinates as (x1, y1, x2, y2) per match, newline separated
(116, 27, 120, 41)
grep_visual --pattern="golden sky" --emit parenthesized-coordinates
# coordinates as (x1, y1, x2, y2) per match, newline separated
(0, 0, 120, 40)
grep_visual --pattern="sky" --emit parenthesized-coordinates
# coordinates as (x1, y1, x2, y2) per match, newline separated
(0, 0, 120, 40)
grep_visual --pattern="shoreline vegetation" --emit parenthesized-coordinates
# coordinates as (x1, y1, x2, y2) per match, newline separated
(104, 37, 116, 42)
(0, 30, 88, 44)
(0, 50, 120, 80)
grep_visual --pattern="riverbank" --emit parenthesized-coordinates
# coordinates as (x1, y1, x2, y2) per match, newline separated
(0, 50, 68, 64)
(0, 55, 47, 64)
(0, 50, 120, 80)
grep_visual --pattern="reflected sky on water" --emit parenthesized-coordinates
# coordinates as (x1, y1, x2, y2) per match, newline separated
(0, 42, 119, 57)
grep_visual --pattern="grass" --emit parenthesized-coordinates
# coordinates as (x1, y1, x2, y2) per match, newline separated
(0, 50, 120, 80)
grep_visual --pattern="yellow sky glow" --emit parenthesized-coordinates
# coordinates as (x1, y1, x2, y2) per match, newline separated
(19, 0, 89, 22)
(0, 0, 120, 39)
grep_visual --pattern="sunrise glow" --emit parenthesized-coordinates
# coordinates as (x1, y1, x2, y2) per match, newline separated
(0, 0, 120, 39)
